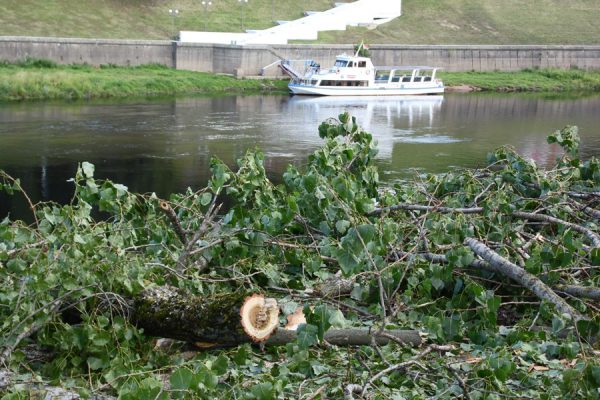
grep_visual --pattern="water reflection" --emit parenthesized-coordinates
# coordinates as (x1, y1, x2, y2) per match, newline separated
(287, 95, 448, 159)
(1, 93, 599, 220)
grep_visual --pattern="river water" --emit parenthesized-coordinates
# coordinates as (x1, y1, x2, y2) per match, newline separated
(2, 93, 600, 219)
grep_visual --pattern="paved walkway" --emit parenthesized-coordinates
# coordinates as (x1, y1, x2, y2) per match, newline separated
(179, 0, 401, 45)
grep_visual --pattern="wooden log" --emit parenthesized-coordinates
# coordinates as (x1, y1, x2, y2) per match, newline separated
(315, 275, 355, 298)
(368, 203, 483, 217)
(132, 286, 279, 347)
(265, 328, 422, 347)
(131, 286, 422, 349)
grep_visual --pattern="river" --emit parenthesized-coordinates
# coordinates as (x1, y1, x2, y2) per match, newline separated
(2, 92, 600, 220)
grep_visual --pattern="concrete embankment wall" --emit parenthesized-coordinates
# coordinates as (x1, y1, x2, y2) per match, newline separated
(1, 37, 599, 76)
(0, 37, 174, 67)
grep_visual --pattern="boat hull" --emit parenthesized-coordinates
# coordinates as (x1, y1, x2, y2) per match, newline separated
(288, 83, 444, 96)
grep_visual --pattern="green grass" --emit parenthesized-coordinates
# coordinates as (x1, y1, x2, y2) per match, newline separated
(316, 0, 600, 45)
(0, 0, 598, 44)
(2, 61, 599, 102)
(440, 68, 600, 92)
(0, 61, 288, 101)
(0, 0, 333, 40)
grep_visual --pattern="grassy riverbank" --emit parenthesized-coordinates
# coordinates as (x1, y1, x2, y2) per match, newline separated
(0, 60, 288, 101)
(1, 61, 599, 102)
(441, 68, 600, 92)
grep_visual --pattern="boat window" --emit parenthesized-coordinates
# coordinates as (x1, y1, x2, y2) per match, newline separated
(413, 76, 423, 82)
(375, 71, 390, 81)
(402, 76, 411, 82)
(358, 61, 367, 68)
(334, 60, 348, 67)
(391, 76, 400, 82)
(423, 76, 432, 82)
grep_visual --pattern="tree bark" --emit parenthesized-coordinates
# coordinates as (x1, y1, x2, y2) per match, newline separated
(464, 238, 586, 322)
(131, 286, 279, 347)
(368, 203, 483, 217)
(265, 328, 421, 347)
(316, 275, 355, 298)
(130, 286, 422, 349)
(554, 285, 600, 301)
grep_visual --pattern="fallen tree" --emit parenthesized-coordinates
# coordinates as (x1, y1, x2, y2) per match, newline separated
(1, 118, 599, 399)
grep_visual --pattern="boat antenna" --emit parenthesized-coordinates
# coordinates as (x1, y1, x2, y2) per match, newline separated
(355, 40, 364, 57)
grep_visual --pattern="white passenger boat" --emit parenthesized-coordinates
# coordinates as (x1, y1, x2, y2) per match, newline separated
(284, 49, 444, 96)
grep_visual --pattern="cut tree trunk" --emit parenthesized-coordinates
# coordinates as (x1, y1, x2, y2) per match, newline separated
(132, 286, 279, 347)
(266, 328, 421, 347)
(130, 286, 422, 349)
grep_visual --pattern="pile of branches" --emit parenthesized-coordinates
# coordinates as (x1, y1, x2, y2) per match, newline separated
(1, 113, 599, 399)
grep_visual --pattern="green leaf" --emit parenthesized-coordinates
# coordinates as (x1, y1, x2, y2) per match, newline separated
(328, 309, 347, 328)
(200, 192, 212, 206)
(212, 355, 229, 376)
(170, 367, 194, 391)
(82, 162, 95, 178)
(591, 248, 600, 266)
(307, 305, 332, 341)
(251, 382, 274, 400)
(335, 220, 351, 234)
(297, 324, 319, 349)
(203, 370, 218, 389)
(87, 356, 105, 370)
(356, 224, 376, 243)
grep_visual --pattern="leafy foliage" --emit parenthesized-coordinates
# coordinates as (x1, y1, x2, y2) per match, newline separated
(1, 114, 599, 398)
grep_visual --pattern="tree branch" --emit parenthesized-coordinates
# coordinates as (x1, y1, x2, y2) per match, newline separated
(464, 238, 586, 322)
(512, 210, 600, 248)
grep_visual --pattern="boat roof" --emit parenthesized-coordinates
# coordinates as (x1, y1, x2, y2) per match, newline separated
(335, 54, 370, 60)
(374, 66, 440, 70)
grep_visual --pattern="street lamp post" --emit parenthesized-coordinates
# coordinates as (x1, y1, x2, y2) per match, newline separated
(168, 9, 179, 38)
(238, 0, 248, 31)
(201, 1, 212, 31)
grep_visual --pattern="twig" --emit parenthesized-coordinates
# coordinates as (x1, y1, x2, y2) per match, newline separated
(360, 344, 452, 396)
(447, 365, 471, 400)
(0, 171, 39, 227)
(306, 384, 327, 400)
(176, 195, 222, 271)
(159, 200, 188, 245)
(5, 240, 46, 257)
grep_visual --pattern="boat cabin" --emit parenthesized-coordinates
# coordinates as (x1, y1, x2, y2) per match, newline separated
(285, 51, 444, 96)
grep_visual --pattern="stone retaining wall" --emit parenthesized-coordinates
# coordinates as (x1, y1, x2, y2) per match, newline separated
(1, 37, 598, 77)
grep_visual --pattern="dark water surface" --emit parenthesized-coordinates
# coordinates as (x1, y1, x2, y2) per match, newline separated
(2, 93, 600, 219)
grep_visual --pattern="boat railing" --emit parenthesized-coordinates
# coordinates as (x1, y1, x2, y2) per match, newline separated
(270, 59, 319, 80)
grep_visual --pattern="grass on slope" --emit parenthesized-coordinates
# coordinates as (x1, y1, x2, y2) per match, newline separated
(315, 0, 600, 45)
(0, 60, 287, 101)
(0, 0, 334, 40)
(0, 0, 598, 44)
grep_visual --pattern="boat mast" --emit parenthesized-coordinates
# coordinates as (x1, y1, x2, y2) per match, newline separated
(355, 41, 364, 57)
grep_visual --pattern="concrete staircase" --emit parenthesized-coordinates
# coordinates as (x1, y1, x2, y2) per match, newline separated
(179, 0, 401, 45)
